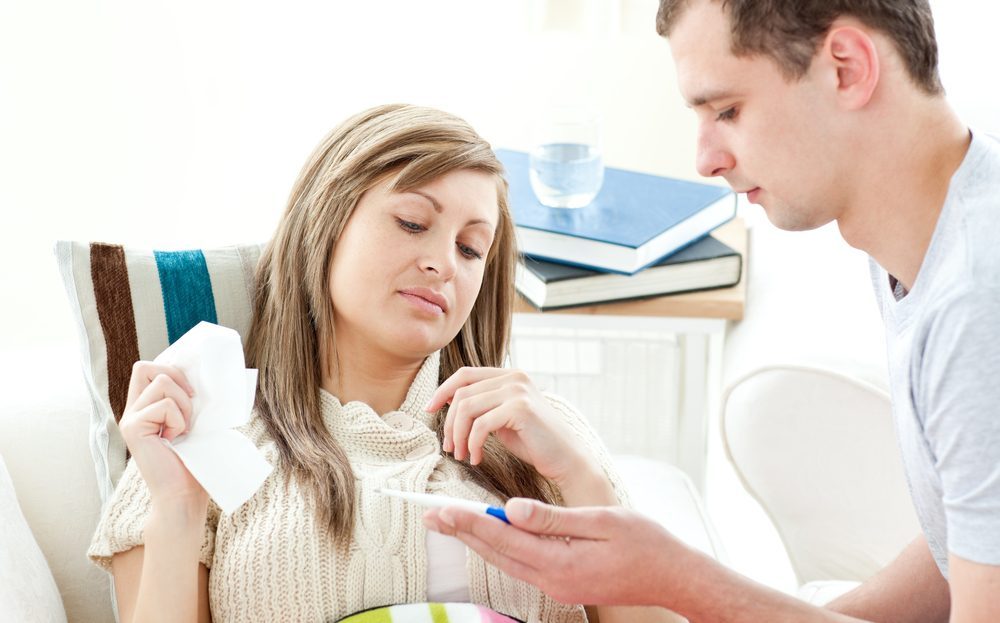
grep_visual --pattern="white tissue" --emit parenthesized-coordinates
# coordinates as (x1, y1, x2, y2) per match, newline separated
(153, 321, 273, 514)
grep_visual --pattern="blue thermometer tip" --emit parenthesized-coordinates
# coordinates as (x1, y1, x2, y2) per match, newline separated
(486, 505, 510, 524)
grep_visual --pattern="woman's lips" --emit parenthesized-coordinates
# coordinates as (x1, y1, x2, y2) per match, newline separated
(399, 292, 445, 315)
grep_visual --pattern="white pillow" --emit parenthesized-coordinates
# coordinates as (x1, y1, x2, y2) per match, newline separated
(0, 452, 68, 623)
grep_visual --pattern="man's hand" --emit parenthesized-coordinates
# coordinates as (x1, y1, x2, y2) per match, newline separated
(423, 498, 679, 607)
(425, 498, 870, 623)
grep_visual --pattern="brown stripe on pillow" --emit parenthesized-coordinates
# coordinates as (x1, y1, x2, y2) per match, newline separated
(90, 243, 140, 423)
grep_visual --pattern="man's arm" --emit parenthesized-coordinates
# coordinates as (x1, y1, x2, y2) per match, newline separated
(825, 536, 950, 623)
(425, 499, 868, 623)
(948, 554, 1000, 622)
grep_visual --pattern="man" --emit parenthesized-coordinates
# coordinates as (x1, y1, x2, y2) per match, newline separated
(424, 1, 1000, 621)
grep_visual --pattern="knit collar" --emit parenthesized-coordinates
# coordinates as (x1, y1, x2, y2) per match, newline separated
(318, 351, 443, 459)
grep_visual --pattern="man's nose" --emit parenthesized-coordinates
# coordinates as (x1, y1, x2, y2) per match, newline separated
(695, 126, 735, 179)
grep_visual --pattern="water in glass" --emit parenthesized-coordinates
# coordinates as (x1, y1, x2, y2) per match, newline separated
(529, 142, 604, 209)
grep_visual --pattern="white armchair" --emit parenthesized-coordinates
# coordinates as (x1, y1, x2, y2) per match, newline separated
(722, 365, 919, 598)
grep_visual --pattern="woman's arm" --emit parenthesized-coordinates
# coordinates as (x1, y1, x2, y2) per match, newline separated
(111, 362, 214, 623)
(111, 497, 212, 623)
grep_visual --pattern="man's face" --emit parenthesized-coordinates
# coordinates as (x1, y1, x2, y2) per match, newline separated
(669, 0, 843, 231)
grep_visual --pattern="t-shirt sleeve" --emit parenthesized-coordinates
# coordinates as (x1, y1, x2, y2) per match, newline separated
(87, 457, 220, 572)
(918, 287, 1000, 566)
(543, 392, 632, 508)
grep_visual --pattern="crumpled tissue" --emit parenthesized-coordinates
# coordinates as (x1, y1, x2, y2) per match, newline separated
(153, 321, 272, 514)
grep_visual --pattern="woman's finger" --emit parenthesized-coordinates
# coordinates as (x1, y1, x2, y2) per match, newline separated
(442, 375, 514, 454)
(129, 373, 195, 425)
(449, 387, 510, 462)
(127, 361, 195, 406)
(123, 397, 187, 444)
(466, 404, 519, 465)
(426, 366, 503, 413)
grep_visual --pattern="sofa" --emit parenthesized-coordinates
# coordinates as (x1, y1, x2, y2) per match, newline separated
(0, 341, 725, 622)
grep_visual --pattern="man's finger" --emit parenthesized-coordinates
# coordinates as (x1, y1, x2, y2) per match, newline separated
(449, 525, 541, 587)
(435, 506, 566, 567)
(504, 498, 615, 540)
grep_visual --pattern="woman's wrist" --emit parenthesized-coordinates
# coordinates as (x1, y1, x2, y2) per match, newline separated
(553, 456, 618, 507)
(146, 493, 210, 542)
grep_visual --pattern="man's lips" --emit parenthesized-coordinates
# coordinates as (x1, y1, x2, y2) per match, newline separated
(398, 287, 448, 314)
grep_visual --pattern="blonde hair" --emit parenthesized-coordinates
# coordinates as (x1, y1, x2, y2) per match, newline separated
(245, 104, 559, 539)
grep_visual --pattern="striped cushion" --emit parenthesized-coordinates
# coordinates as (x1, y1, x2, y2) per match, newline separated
(55, 241, 263, 504)
(339, 603, 524, 623)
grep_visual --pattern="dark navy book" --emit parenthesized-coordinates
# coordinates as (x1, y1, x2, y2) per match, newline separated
(516, 234, 742, 310)
(497, 148, 736, 274)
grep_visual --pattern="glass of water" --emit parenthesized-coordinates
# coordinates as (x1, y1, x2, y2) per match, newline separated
(528, 109, 604, 209)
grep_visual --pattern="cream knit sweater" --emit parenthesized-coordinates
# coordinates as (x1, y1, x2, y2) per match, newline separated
(88, 352, 629, 622)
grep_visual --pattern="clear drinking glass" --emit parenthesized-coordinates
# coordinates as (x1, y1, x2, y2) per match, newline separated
(528, 109, 604, 209)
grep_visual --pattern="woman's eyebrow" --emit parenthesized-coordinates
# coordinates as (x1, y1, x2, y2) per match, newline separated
(406, 190, 495, 229)
(408, 190, 444, 213)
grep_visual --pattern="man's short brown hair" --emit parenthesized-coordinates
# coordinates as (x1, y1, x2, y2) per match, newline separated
(656, 0, 943, 95)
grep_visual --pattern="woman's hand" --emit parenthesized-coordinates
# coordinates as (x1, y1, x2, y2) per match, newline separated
(119, 361, 207, 508)
(425, 367, 604, 494)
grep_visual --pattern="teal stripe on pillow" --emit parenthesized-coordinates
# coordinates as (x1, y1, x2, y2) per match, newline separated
(154, 249, 219, 344)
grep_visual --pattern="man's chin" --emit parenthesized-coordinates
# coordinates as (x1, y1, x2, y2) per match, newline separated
(761, 205, 828, 233)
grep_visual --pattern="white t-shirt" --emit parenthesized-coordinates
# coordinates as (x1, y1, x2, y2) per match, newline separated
(425, 529, 470, 602)
(870, 129, 1000, 577)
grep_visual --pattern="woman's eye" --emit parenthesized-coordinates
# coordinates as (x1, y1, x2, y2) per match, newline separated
(396, 218, 425, 233)
(458, 244, 483, 260)
(716, 107, 738, 122)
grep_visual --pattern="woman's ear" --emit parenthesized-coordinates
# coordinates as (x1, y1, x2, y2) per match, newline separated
(823, 25, 880, 110)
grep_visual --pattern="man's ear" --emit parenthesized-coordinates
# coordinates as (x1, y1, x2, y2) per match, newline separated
(822, 26, 880, 110)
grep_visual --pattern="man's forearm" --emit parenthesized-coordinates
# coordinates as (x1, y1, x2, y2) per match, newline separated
(660, 543, 868, 623)
(825, 536, 950, 623)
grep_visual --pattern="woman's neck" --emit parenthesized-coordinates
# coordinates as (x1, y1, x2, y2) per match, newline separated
(320, 342, 425, 416)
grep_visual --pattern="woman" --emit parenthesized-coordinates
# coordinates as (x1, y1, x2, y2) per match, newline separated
(88, 104, 679, 623)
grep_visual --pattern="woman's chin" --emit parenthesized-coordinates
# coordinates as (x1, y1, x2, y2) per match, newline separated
(381, 331, 452, 360)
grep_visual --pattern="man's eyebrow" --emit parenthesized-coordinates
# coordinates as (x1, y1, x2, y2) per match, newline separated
(407, 190, 494, 228)
(688, 89, 739, 108)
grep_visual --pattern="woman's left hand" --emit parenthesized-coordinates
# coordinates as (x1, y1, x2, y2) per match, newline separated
(424, 367, 593, 487)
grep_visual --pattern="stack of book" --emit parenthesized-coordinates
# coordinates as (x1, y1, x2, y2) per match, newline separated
(497, 149, 743, 311)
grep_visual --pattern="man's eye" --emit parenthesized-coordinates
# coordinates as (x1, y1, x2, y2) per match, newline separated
(716, 107, 738, 122)
(396, 218, 425, 233)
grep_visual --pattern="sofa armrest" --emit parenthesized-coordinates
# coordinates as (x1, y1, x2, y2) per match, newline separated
(613, 454, 727, 563)
(0, 344, 114, 623)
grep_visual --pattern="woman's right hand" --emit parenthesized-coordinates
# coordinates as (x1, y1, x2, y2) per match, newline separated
(119, 361, 207, 507)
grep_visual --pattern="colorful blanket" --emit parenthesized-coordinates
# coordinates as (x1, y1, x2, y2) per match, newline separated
(338, 602, 524, 623)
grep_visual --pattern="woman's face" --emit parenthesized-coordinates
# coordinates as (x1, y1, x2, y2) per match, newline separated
(328, 168, 500, 361)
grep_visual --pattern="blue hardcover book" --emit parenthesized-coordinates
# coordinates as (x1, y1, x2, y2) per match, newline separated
(516, 234, 742, 310)
(497, 149, 736, 274)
